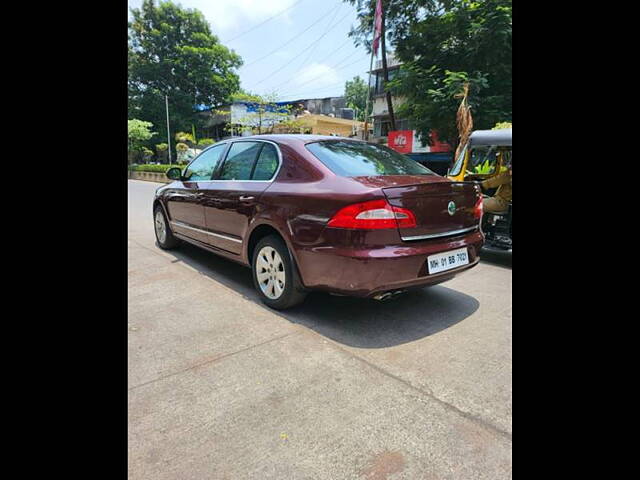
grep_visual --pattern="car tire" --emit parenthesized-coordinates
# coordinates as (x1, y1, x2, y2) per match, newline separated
(252, 235, 307, 310)
(154, 204, 180, 250)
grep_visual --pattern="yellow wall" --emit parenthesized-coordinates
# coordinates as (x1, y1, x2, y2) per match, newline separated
(312, 120, 355, 136)
(272, 114, 364, 136)
(298, 115, 363, 137)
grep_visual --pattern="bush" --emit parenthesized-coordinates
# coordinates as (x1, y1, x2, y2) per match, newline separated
(175, 132, 195, 144)
(155, 143, 169, 162)
(129, 164, 183, 173)
(141, 147, 154, 162)
(197, 138, 215, 148)
(176, 142, 191, 164)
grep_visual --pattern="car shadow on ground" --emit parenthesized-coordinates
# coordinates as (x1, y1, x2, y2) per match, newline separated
(164, 242, 480, 349)
(480, 247, 512, 269)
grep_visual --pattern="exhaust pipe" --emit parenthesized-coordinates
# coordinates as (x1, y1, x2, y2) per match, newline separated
(373, 290, 406, 301)
(373, 292, 394, 301)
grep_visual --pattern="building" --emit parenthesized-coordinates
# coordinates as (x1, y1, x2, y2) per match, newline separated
(289, 96, 353, 119)
(200, 101, 295, 139)
(272, 114, 364, 137)
(369, 53, 407, 138)
(368, 53, 453, 175)
(201, 97, 359, 140)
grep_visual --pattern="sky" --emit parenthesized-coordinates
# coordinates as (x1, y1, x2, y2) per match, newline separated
(127, 0, 373, 102)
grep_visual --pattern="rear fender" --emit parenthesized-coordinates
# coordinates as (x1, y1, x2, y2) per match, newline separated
(245, 220, 306, 287)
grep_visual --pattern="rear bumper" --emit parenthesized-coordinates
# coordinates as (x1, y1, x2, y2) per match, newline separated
(295, 230, 484, 297)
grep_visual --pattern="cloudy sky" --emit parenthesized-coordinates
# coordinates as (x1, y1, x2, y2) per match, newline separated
(127, 0, 372, 101)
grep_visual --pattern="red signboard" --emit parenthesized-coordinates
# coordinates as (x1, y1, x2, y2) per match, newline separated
(428, 130, 451, 153)
(387, 130, 413, 154)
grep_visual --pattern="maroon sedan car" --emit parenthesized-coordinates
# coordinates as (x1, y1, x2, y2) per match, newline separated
(153, 135, 483, 309)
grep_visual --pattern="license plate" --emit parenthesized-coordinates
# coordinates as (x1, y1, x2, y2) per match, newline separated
(427, 247, 469, 274)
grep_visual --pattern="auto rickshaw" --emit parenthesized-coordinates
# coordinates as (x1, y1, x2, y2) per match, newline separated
(448, 128, 512, 251)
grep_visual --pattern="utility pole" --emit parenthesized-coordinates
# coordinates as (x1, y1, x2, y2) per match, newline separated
(380, 4, 396, 132)
(353, 105, 358, 136)
(165, 95, 172, 164)
(363, 33, 376, 140)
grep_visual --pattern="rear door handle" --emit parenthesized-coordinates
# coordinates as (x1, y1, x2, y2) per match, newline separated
(239, 195, 255, 201)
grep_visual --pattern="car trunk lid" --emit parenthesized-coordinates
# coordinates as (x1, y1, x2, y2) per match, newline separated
(356, 176, 480, 241)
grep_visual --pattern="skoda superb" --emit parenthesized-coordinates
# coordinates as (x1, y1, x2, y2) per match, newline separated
(153, 135, 484, 309)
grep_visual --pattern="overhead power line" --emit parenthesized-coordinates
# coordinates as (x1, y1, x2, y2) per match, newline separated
(278, 81, 353, 100)
(242, 0, 341, 68)
(248, 7, 351, 90)
(315, 37, 355, 67)
(222, 0, 307, 43)
(276, 55, 369, 99)
(289, 51, 365, 91)
(287, 4, 345, 82)
(270, 38, 358, 93)
(277, 82, 348, 101)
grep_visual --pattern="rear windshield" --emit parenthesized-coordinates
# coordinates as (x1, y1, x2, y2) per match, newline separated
(306, 140, 435, 177)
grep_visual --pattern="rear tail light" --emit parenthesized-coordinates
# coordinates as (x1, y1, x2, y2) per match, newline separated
(474, 194, 483, 220)
(328, 199, 417, 229)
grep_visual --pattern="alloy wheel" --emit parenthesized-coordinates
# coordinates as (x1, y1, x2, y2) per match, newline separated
(256, 246, 286, 299)
(155, 209, 167, 244)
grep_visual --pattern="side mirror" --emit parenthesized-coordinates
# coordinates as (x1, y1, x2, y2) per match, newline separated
(166, 167, 182, 181)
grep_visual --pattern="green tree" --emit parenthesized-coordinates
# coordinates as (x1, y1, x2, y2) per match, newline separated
(128, 119, 156, 163)
(141, 147, 154, 163)
(155, 142, 169, 162)
(345, 0, 511, 148)
(175, 131, 195, 146)
(344, 76, 371, 121)
(197, 138, 215, 148)
(128, 0, 243, 151)
(175, 142, 190, 164)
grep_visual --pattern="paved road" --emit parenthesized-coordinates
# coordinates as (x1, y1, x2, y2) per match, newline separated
(128, 180, 512, 480)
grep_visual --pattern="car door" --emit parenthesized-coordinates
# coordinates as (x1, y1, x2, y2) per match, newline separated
(201, 140, 281, 255)
(165, 143, 228, 244)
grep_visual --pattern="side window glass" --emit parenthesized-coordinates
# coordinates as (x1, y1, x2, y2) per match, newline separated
(183, 145, 225, 181)
(252, 144, 279, 180)
(219, 142, 262, 180)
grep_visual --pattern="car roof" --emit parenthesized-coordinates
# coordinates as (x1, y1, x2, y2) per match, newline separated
(222, 134, 364, 147)
(468, 128, 512, 147)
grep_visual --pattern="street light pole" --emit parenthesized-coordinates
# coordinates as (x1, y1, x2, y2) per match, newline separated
(165, 95, 172, 164)
(364, 47, 375, 141)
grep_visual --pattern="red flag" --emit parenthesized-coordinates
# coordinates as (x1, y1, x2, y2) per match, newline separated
(372, 0, 383, 56)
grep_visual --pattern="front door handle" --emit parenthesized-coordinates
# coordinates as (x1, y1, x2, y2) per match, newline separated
(170, 192, 194, 199)
(239, 195, 255, 201)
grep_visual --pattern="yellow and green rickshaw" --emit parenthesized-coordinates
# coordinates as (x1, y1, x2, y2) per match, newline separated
(448, 128, 512, 251)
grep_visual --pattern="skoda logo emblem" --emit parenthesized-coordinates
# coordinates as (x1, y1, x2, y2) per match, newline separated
(447, 201, 456, 216)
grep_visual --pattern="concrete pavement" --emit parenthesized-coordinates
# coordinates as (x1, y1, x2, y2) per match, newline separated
(128, 179, 512, 479)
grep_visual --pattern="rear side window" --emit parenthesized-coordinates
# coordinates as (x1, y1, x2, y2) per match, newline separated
(219, 142, 262, 180)
(252, 144, 279, 180)
(306, 141, 435, 177)
(183, 144, 225, 181)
